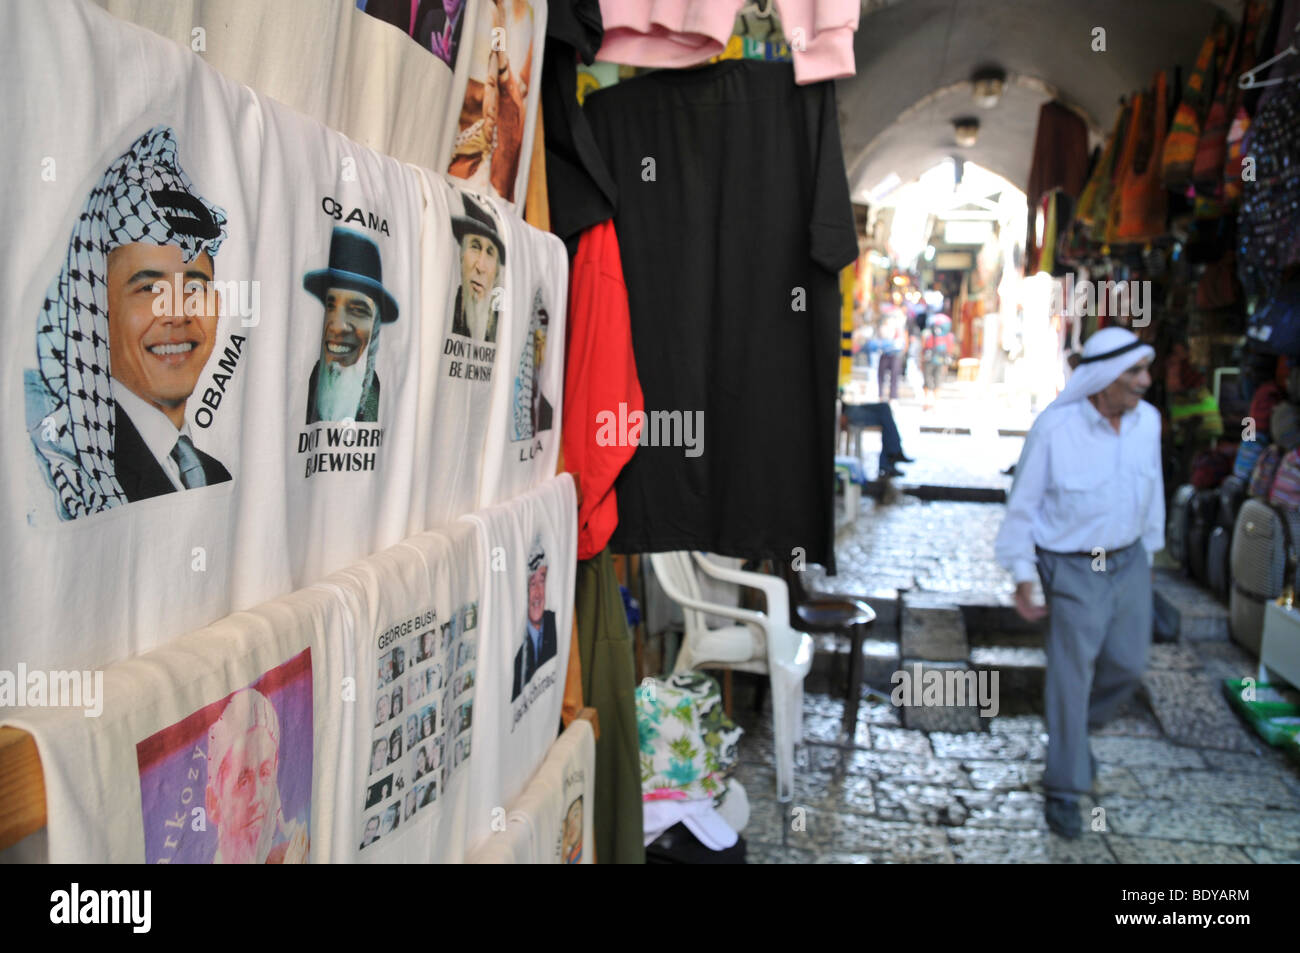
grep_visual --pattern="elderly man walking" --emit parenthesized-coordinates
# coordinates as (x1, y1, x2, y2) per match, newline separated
(994, 327, 1164, 839)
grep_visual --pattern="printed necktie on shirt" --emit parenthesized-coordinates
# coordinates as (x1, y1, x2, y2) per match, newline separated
(170, 435, 207, 489)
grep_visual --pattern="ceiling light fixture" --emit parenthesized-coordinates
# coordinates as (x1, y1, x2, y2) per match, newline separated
(971, 67, 1007, 108)
(953, 117, 980, 148)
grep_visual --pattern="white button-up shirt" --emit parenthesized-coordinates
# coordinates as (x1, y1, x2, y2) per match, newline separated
(995, 397, 1165, 584)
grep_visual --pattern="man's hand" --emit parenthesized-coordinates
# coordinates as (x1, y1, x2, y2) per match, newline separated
(1014, 581, 1048, 622)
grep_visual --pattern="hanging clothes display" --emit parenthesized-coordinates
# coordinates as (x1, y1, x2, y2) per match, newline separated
(587, 60, 858, 571)
(5, 0, 430, 674)
(594, 0, 860, 84)
(1023, 101, 1089, 274)
(563, 220, 644, 560)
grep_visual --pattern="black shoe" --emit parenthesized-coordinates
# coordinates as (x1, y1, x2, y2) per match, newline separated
(1044, 796, 1082, 839)
(880, 465, 904, 478)
(889, 452, 915, 463)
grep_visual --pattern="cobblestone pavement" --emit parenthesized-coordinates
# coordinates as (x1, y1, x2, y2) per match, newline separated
(729, 377, 1300, 863)
(811, 495, 1013, 596)
(731, 679, 1300, 864)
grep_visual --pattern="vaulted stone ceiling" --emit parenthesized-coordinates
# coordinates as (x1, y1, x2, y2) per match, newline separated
(840, 0, 1239, 200)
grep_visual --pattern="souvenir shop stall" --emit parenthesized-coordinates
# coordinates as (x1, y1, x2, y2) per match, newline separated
(1024, 0, 1300, 670)
(0, 0, 865, 864)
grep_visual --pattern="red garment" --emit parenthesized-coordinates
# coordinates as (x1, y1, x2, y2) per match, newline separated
(563, 220, 644, 560)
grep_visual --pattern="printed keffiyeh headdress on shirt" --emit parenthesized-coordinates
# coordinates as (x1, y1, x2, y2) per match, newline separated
(512, 288, 549, 441)
(1051, 327, 1155, 410)
(30, 126, 228, 520)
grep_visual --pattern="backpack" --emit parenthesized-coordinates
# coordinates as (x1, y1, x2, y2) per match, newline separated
(1250, 445, 1283, 497)
(1230, 498, 1300, 653)
(1234, 439, 1267, 482)
(1219, 474, 1249, 530)
(1270, 448, 1300, 509)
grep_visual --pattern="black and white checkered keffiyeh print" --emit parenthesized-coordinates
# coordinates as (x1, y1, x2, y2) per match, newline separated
(31, 126, 228, 520)
(511, 287, 547, 442)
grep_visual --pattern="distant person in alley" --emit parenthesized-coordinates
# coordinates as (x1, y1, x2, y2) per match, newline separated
(993, 326, 1163, 840)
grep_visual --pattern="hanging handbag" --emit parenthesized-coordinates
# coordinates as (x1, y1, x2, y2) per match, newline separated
(1078, 103, 1126, 229)
(1114, 71, 1170, 244)
(1105, 93, 1142, 244)
(1222, 0, 1272, 202)
(1164, 14, 1234, 189)
(1197, 0, 1270, 199)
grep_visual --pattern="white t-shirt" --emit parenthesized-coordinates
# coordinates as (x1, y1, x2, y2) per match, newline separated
(321, 521, 483, 863)
(416, 173, 513, 527)
(466, 717, 595, 864)
(462, 473, 577, 848)
(93, 0, 469, 173)
(444, 0, 547, 209)
(477, 193, 569, 507)
(0, 585, 347, 863)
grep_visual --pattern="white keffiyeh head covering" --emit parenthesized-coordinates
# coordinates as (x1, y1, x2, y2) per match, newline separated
(1051, 327, 1154, 410)
(31, 126, 228, 520)
(511, 287, 549, 441)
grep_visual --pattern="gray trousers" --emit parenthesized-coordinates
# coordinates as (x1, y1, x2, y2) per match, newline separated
(1036, 543, 1151, 800)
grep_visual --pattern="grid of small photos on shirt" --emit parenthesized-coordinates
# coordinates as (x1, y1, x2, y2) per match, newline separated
(360, 602, 479, 850)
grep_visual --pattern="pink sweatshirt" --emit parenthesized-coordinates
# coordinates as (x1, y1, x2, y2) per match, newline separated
(595, 0, 859, 84)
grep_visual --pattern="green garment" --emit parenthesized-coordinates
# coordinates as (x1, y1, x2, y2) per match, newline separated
(576, 547, 645, 863)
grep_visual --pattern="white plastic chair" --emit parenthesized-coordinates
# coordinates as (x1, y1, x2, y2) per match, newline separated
(648, 552, 814, 802)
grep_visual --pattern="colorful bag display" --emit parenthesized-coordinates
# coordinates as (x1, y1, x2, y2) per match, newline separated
(1077, 103, 1128, 234)
(1236, 438, 1269, 481)
(1163, 14, 1233, 189)
(1270, 448, 1300, 508)
(1113, 72, 1169, 244)
(1251, 444, 1284, 496)
(1238, 80, 1300, 296)
(1105, 92, 1143, 244)
(1195, 1, 1269, 200)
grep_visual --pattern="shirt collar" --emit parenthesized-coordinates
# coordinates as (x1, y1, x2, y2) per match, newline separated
(111, 378, 190, 463)
(1082, 395, 1139, 433)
